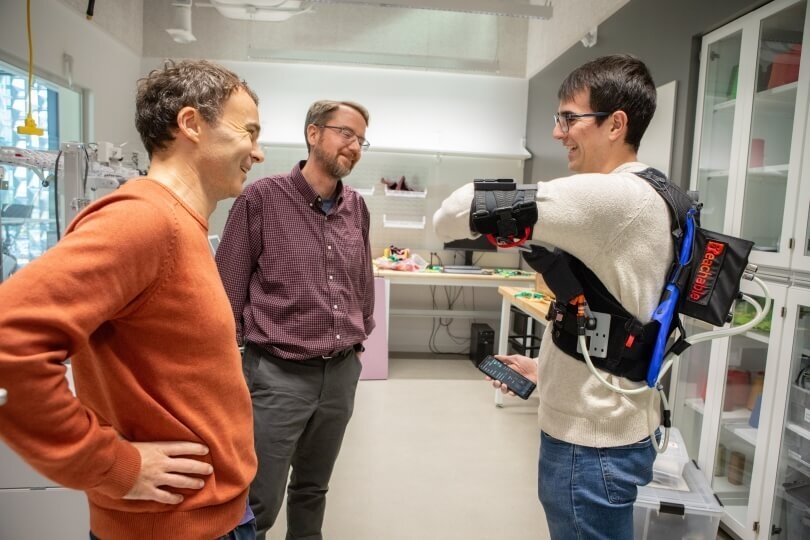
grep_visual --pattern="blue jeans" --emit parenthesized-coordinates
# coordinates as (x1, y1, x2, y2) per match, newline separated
(89, 518, 255, 540)
(538, 431, 657, 540)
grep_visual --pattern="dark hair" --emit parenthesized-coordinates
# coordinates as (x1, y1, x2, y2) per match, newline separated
(135, 59, 259, 157)
(558, 54, 656, 152)
(304, 100, 370, 152)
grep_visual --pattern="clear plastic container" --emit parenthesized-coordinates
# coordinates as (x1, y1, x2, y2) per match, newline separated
(652, 427, 690, 485)
(634, 460, 723, 540)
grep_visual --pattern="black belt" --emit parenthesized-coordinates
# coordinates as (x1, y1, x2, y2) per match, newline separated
(245, 341, 357, 362)
(318, 346, 355, 360)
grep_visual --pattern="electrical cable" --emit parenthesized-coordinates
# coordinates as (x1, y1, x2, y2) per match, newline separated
(428, 284, 471, 355)
(577, 275, 771, 453)
(24, 0, 34, 120)
(17, 0, 44, 137)
(52, 150, 62, 239)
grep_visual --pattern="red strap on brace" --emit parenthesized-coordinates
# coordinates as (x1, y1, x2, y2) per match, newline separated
(485, 227, 532, 249)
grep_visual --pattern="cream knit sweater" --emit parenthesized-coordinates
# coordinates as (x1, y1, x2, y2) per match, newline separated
(433, 162, 673, 447)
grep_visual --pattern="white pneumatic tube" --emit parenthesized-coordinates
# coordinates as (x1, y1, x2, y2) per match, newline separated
(577, 275, 772, 453)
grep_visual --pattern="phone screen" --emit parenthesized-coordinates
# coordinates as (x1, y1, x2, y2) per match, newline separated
(477, 355, 536, 399)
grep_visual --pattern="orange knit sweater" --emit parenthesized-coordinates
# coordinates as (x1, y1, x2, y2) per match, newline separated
(0, 179, 256, 539)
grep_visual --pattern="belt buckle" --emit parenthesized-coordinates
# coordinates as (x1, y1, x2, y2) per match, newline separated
(321, 347, 350, 360)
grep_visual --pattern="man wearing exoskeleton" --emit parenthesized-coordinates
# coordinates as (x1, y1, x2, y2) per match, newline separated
(435, 54, 678, 540)
(435, 51, 765, 540)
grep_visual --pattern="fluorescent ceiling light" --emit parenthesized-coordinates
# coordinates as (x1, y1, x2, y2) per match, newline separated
(311, 0, 553, 19)
(247, 47, 499, 72)
(209, 0, 312, 21)
(205, 0, 552, 22)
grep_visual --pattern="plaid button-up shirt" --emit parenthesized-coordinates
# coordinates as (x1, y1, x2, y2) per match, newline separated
(216, 161, 375, 360)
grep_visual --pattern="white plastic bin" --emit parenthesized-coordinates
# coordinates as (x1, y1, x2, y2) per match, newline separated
(634, 461, 723, 540)
(652, 427, 690, 485)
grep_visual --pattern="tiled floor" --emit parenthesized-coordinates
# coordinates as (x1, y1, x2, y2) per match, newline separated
(266, 354, 547, 539)
(263, 354, 738, 539)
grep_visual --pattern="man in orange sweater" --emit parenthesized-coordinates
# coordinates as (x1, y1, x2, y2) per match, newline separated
(0, 59, 264, 539)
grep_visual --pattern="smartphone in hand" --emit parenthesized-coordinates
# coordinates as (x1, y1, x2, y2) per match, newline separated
(477, 355, 536, 400)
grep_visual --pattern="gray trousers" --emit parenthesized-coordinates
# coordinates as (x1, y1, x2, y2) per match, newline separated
(243, 343, 362, 540)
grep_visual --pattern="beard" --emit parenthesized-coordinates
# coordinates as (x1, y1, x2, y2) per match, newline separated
(312, 143, 355, 179)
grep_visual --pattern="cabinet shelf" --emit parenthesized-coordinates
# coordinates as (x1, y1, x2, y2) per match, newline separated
(700, 168, 730, 178)
(353, 186, 375, 197)
(738, 330, 769, 344)
(755, 81, 798, 105)
(746, 165, 789, 179)
(384, 188, 427, 198)
(685, 397, 706, 414)
(723, 422, 758, 445)
(382, 215, 425, 229)
(786, 420, 810, 441)
(776, 483, 810, 511)
(700, 165, 789, 180)
(712, 97, 737, 112)
(786, 449, 810, 477)
(713, 476, 751, 496)
(686, 398, 761, 426)
(722, 407, 755, 422)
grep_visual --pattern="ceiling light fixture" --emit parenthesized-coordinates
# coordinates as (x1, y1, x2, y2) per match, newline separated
(166, 0, 197, 44)
(208, 0, 313, 22)
(310, 0, 553, 19)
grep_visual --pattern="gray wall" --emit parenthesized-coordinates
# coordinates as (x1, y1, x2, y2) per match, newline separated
(524, 0, 771, 188)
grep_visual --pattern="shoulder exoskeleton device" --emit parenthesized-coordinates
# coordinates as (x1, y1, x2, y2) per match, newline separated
(471, 179, 537, 248)
(471, 169, 757, 387)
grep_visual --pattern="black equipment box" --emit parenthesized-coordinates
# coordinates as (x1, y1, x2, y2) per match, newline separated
(470, 323, 495, 365)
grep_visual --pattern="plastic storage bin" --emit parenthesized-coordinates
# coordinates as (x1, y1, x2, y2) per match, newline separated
(634, 461, 723, 540)
(652, 427, 690, 486)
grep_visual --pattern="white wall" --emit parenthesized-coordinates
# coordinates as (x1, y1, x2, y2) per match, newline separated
(0, 0, 142, 149)
(133, 57, 532, 353)
(525, 0, 630, 78)
(142, 57, 530, 158)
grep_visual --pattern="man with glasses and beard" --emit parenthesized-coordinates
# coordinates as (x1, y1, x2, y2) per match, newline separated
(216, 100, 375, 540)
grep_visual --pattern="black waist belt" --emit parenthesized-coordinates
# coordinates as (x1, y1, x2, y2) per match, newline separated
(245, 342, 355, 362)
(547, 301, 659, 382)
(318, 347, 355, 360)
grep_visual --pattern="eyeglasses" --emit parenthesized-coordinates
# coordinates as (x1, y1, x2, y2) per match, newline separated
(317, 125, 370, 151)
(553, 112, 610, 134)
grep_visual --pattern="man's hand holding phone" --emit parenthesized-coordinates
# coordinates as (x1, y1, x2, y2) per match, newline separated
(478, 354, 538, 399)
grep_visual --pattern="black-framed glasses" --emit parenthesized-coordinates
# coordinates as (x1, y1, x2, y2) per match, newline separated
(553, 112, 610, 134)
(317, 124, 370, 151)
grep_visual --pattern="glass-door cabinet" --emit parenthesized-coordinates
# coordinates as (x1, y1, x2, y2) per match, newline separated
(792, 75, 810, 272)
(688, 278, 788, 540)
(692, 26, 744, 234)
(670, 318, 717, 461)
(762, 286, 810, 538)
(691, 0, 810, 270)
